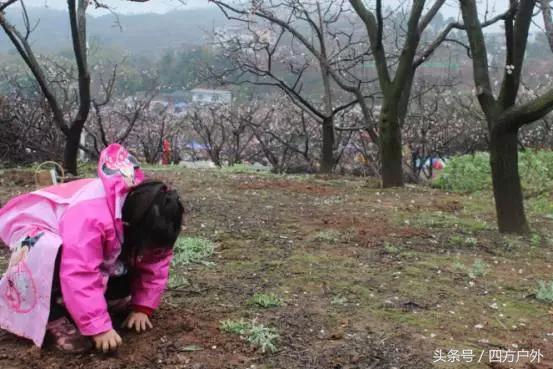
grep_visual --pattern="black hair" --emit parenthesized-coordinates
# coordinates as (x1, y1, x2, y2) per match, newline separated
(121, 180, 184, 263)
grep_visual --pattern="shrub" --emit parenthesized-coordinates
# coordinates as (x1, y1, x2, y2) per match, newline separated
(434, 150, 553, 194)
(434, 152, 491, 193)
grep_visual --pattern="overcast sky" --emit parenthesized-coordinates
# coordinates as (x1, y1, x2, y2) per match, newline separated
(22, 0, 509, 17)
(20, 0, 546, 32)
(23, 0, 203, 14)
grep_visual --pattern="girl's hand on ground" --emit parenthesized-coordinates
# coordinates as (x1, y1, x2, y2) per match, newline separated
(123, 311, 153, 333)
(93, 329, 122, 353)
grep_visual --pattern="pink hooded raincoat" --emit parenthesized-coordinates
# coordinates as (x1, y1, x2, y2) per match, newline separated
(0, 144, 172, 346)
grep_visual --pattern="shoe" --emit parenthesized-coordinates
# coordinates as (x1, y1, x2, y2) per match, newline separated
(108, 296, 131, 327)
(107, 296, 131, 314)
(46, 317, 92, 353)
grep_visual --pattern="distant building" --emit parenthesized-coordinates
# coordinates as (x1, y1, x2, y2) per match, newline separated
(133, 88, 231, 116)
(190, 88, 232, 105)
(148, 91, 189, 116)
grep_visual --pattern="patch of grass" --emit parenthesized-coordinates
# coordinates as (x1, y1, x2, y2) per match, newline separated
(312, 229, 343, 244)
(410, 211, 491, 233)
(383, 242, 401, 255)
(448, 235, 478, 248)
(172, 237, 215, 266)
(500, 233, 546, 250)
(249, 293, 283, 308)
(452, 260, 466, 271)
(220, 319, 279, 353)
(536, 280, 553, 303)
(527, 195, 553, 218)
(451, 258, 489, 279)
(463, 193, 495, 215)
(500, 235, 526, 251)
(220, 163, 271, 174)
(530, 233, 543, 248)
(374, 308, 441, 330)
(493, 295, 544, 322)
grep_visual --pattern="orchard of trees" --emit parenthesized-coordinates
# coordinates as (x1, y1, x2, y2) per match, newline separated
(1, 0, 553, 234)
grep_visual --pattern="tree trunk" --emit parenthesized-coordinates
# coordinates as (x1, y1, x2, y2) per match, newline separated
(379, 103, 404, 187)
(232, 133, 241, 165)
(320, 117, 335, 173)
(210, 149, 222, 167)
(489, 129, 530, 234)
(63, 126, 82, 175)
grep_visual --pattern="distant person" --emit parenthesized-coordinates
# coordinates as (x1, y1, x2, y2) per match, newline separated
(162, 139, 171, 165)
(0, 144, 184, 353)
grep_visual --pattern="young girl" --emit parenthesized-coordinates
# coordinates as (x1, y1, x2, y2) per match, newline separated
(0, 144, 184, 353)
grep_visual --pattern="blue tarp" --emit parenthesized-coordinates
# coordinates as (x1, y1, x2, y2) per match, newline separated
(186, 141, 209, 150)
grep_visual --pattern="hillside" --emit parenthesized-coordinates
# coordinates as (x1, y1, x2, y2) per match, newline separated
(0, 6, 228, 55)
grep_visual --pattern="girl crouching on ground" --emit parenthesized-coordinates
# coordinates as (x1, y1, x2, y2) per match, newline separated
(0, 144, 184, 353)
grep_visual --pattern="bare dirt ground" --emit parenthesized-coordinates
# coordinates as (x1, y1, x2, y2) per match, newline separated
(0, 167, 553, 369)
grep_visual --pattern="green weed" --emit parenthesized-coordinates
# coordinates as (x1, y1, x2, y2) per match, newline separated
(435, 151, 553, 194)
(331, 296, 348, 305)
(220, 319, 250, 335)
(173, 237, 215, 266)
(531, 233, 543, 248)
(468, 259, 488, 279)
(220, 319, 279, 353)
(383, 242, 401, 255)
(249, 293, 284, 308)
(536, 280, 553, 303)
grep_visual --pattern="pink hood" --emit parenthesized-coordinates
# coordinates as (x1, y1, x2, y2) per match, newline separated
(96, 144, 145, 248)
(98, 143, 145, 222)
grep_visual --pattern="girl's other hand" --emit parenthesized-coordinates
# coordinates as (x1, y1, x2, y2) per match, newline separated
(93, 329, 122, 353)
(123, 311, 153, 333)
